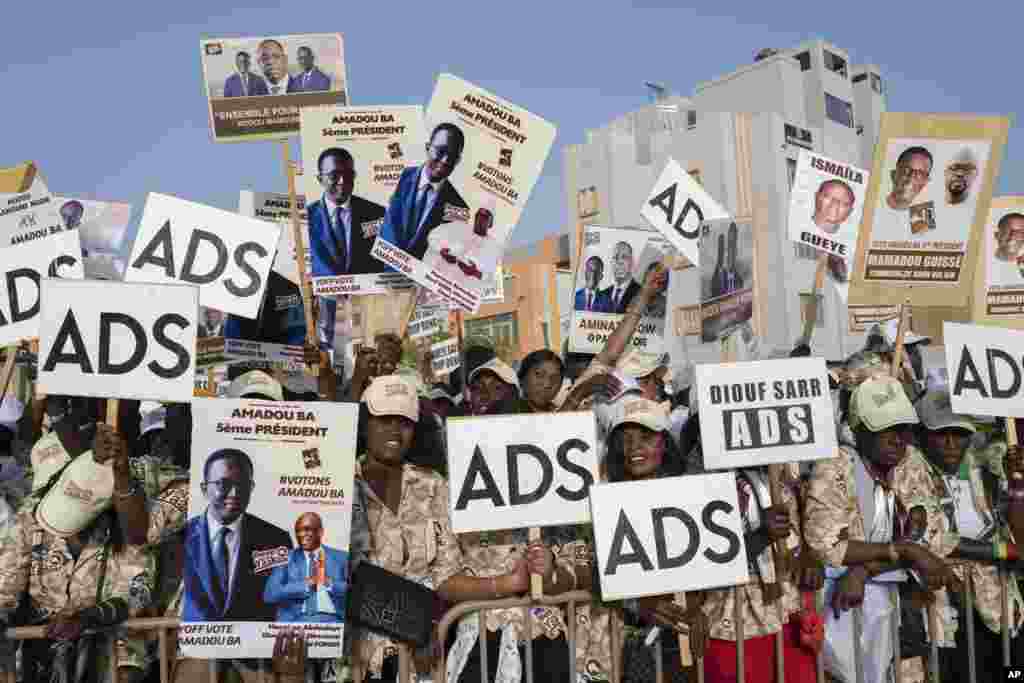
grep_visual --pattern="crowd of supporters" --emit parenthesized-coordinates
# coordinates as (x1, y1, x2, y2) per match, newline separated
(0, 262, 1021, 683)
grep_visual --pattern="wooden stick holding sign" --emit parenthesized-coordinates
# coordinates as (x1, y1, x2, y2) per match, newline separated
(397, 287, 421, 340)
(529, 526, 543, 600)
(106, 398, 119, 429)
(1004, 417, 1019, 667)
(889, 300, 911, 380)
(0, 345, 18, 403)
(800, 255, 829, 344)
(281, 141, 335, 400)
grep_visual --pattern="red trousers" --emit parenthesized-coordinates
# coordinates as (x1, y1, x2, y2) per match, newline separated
(704, 621, 817, 683)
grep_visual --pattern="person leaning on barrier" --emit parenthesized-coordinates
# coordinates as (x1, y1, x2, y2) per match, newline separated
(893, 389, 1024, 679)
(0, 418, 157, 683)
(601, 398, 692, 682)
(805, 376, 960, 683)
(352, 375, 494, 682)
(680, 408, 821, 683)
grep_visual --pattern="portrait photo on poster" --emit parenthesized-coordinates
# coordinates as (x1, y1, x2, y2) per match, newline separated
(200, 34, 348, 142)
(786, 150, 868, 261)
(371, 74, 556, 313)
(300, 105, 424, 296)
(863, 137, 992, 286)
(54, 197, 132, 281)
(972, 198, 1024, 325)
(182, 398, 357, 658)
(568, 225, 673, 355)
(699, 219, 754, 343)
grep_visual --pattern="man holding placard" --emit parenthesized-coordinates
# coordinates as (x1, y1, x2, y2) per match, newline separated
(804, 377, 959, 683)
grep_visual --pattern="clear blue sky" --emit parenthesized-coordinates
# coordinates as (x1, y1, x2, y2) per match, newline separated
(2, 1, 1019, 253)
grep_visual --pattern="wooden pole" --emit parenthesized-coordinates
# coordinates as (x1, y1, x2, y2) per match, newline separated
(801, 254, 829, 343)
(106, 398, 119, 429)
(889, 300, 911, 380)
(0, 347, 17, 403)
(529, 526, 543, 600)
(281, 140, 334, 399)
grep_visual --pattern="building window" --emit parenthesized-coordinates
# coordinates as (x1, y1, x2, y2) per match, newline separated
(465, 312, 519, 358)
(852, 73, 867, 84)
(825, 93, 854, 128)
(871, 73, 884, 94)
(786, 159, 797, 194)
(824, 51, 848, 78)
(687, 109, 697, 129)
(794, 51, 811, 71)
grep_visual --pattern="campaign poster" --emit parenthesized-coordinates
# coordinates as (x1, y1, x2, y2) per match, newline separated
(568, 225, 673, 355)
(371, 74, 557, 313)
(200, 34, 348, 143)
(0, 163, 85, 284)
(53, 197, 132, 281)
(182, 398, 358, 658)
(694, 358, 838, 470)
(298, 105, 424, 295)
(786, 150, 868, 261)
(0, 237, 85, 346)
(849, 114, 1009, 308)
(239, 190, 310, 289)
(700, 219, 754, 343)
(972, 197, 1024, 328)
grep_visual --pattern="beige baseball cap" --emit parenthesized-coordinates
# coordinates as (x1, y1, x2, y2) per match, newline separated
(362, 375, 420, 423)
(610, 396, 670, 433)
(30, 431, 73, 492)
(616, 350, 668, 379)
(227, 370, 284, 401)
(467, 357, 519, 389)
(917, 390, 976, 434)
(35, 451, 115, 538)
(848, 377, 919, 432)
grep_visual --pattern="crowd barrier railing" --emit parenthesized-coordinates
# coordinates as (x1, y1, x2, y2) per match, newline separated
(0, 573, 1014, 683)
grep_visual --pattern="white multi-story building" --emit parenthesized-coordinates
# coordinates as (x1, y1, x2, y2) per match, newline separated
(564, 40, 889, 364)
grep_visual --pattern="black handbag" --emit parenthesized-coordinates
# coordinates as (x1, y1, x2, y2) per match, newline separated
(346, 561, 440, 648)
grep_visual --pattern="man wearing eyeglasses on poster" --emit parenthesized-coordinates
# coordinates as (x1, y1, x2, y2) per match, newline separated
(378, 122, 469, 260)
(308, 147, 387, 278)
(183, 448, 293, 622)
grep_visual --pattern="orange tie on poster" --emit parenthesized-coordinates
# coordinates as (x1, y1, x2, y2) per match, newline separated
(314, 552, 325, 586)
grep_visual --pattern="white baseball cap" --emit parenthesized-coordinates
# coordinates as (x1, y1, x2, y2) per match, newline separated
(35, 451, 114, 538)
(849, 377, 919, 432)
(467, 357, 519, 389)
(0, 397, 24, 432)
(616, 350, 668, 379)
(362, 375, 420, 423)
(610, 397, 670, 433)
(139, 401, 167, 436)
(227, 370, 284, 401)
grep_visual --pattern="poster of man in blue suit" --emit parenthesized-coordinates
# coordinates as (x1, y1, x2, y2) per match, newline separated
(264, 512, 348, 623)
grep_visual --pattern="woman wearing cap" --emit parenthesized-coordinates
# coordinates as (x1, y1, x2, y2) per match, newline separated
(516, 349, 565, 414)
(805, 377, 960, 683)
(464, 357, 521, 416)
(559, 263, 670, 413)
(891, 389, 1024, 679)
(353, 375, 557, 682)
(599, 397, 694, 682)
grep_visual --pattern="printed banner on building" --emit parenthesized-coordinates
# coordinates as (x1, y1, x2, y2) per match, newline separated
(695, 358, 837, 470)
(200, 34, 348, 143)
(371, 74, 556, 313)
(126, 193, 281, 320)
(0, 236, 85, 346)
(972, 197, 1024, 328)
(182, 398, 358, 658)
(37, 279, 198, 402)
(239, 190, 310, 289)
(641, 158, 730, 266)
(299, 105, 424, 295)
(430, 337, 460, 376)
(849, 113, 1009, 308)
(700, 219, 754, 343)
(447, 411, 599, 533)
(569, 225, 673, 355)
(589, 473, 747, 601)
(944, 322, 1024, 418)
(786, 149, 868, 261)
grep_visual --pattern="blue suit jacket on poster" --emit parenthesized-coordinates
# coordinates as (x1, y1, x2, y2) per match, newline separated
(307, 195, 387, 277)
(182, 511, 293, 622)
(296, 68, 331, 92)
(263, 546, 349, 623)
(223, 72, 269, 97)
(574, 287, 611, 313)
(377, 165, 469, 261)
